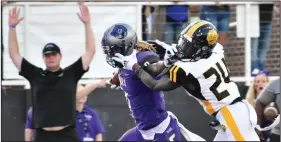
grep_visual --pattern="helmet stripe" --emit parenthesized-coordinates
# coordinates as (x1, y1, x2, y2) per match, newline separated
(187, 21, 209, 37)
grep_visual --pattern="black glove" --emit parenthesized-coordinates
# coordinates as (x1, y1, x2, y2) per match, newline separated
(147, 40, 165, 59)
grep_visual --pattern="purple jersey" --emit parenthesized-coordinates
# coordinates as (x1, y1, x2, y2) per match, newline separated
(118, 51, 168, 130)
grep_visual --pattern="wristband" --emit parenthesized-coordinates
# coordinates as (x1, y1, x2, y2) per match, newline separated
(9, 25, 16, 29)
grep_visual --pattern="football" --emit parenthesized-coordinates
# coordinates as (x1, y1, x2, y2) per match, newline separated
(111, 72, 120, 86)
(264, 102, 278, 121)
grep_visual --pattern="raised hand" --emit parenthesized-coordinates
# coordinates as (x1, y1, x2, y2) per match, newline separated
(77, 2, 91, 25)
(9, 7, 24, 27)
(154, 40, 179, 67)
(155, 40, 178, 56)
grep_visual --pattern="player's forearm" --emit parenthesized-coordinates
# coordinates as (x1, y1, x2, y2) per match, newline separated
(136, 66, 159, 90)
(76, 83, 99, 99)
(85, 23, 96, 56)
(144, 61, 166, 77)
(133, 64, 178, 91)
(255, 100, 265, 125)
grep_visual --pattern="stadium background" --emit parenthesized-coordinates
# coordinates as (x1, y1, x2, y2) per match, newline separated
(1, 1, 280, 141)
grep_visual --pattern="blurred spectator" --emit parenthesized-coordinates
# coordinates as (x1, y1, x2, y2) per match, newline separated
(164, 0, 188, 44)
(246, 70, 271, 141)
(255, 78, 280, 142)
(246, 70, 269, 107)
(251, 4, 274, 71)
(199, 2, 230, 46)
(142, 5, 155, 41)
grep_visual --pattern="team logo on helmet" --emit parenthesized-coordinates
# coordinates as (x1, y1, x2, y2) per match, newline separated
(110, 25, 128, 39)
(207, 29, 218, 45)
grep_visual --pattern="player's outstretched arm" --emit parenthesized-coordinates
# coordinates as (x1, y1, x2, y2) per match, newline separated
(132, 64, 180, 91)
(77, 2, 96, 70)
(141, 60, 167, 78)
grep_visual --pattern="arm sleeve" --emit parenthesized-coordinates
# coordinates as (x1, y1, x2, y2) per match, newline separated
(90, 109, 105, 135)
(257, 79, 279, 105)
(25, 108, 33, 129)
(66, 57, 89, 82)
(167, 64, 186, 84)
(19, 58, 40, 81)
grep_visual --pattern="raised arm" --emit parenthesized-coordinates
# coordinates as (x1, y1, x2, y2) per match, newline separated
(8, 7, 24, 71)
(77, 2, 96, 70)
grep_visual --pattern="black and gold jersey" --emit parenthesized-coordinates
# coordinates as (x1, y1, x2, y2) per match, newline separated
(167, 43, 241, 116)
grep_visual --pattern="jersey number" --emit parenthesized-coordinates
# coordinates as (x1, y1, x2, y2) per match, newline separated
(120, 77, 127, 87)
(203, 58, 231, 101)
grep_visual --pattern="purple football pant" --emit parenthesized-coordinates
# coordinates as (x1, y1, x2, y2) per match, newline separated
(118, 117, 181, 141)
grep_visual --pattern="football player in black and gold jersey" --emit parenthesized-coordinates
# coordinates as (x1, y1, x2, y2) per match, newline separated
(113, 20, 261, 141)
